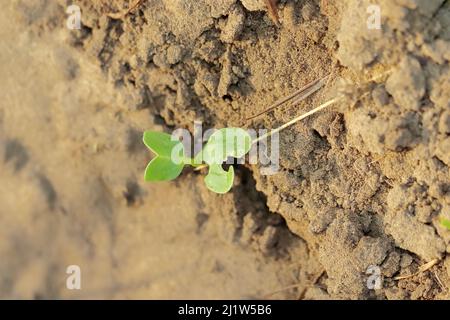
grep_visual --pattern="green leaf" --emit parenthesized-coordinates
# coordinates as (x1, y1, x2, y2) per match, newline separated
(441, 218, 450, 230)
(201, 128, 252, 165)
(143, 131, 185, 181)
(199, 128, 251, 194)
(204, 164, 234, 194)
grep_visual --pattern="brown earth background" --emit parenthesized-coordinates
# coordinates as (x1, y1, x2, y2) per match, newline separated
(0, 0, 449, 299)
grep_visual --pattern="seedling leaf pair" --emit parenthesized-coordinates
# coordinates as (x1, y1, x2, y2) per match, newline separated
(143, 131, 185, 181)
(143, 128, 252, 194)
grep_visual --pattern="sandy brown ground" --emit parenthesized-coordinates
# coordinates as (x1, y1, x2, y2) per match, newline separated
(0, 2, 314, 299)
(1, 0, 450, 300)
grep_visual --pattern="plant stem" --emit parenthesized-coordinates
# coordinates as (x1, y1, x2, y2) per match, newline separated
(246, 74, 330, 120)
(193, 164, 208, 171)
(184, 156, 208, 170)
(252, 96, 342, 145)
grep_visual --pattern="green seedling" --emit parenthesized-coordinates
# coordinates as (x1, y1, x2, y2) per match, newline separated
(440, 218, 450, 230)
(143, 128, 251, 194)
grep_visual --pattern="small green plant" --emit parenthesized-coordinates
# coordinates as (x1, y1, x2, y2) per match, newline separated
(440, 218, 450, 230)
(143, 128, 252, 194)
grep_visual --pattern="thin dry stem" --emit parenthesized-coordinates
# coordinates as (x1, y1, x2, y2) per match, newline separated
(394, 259, 439, 280)
(246, 74, 330, 121)
(252, 96, 342, 144)
(265, 0, 280, 25)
